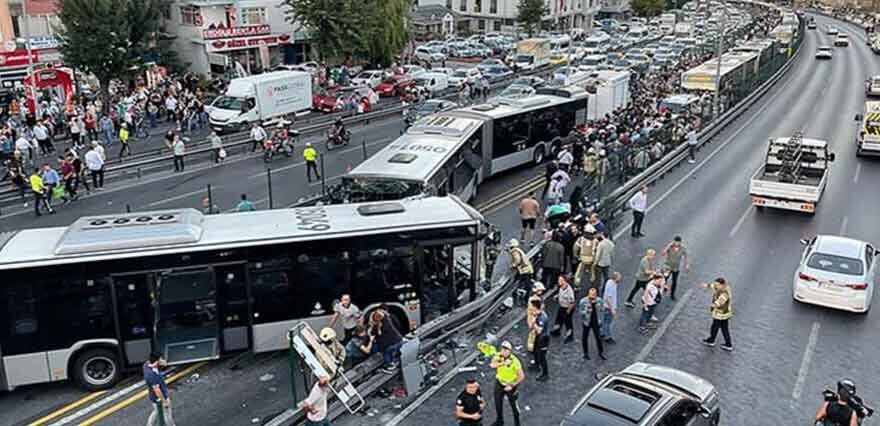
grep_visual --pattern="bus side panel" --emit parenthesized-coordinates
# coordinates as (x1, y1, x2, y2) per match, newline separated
(3, 353, 52, 388)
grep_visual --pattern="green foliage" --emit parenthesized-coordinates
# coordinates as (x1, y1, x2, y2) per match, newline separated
(284, 0, 411, 65)
(632, 0, 666, 17)
(56, 0, 183, 99)
(517, 0, 549, 37)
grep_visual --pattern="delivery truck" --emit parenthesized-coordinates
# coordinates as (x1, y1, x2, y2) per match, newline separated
(513, 38, 551, 71)
(209, 71, 312, 134)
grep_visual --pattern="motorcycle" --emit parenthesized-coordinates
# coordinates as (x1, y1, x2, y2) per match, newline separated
(262, 130, 300, 163)
(325, 127, 350, 151)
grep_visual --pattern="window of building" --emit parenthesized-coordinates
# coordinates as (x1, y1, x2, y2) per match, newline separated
(180, 6, 203, 26)
(460, 0, 467, 12)
(490, 0, 498, 14)
(474, 0, 482, 13)
(240, 7, 267, 25)
(493, 20, 501, 31)
(447, 0, 453, 9)
(478, 18, 486, 30)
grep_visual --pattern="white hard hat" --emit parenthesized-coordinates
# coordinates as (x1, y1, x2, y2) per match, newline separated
(588, 147, 596, 154)
(306, 142, 312, 147)
(500, 341, 513, 350)
(507, 239, 520, 248)
(599, 149, 606, 156)
(532, 282, 546, 292)
(319, 327, 336, 342)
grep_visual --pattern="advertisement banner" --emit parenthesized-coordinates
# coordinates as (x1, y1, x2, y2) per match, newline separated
(205, 33, 291, 53)
(203, 24, 271, 40)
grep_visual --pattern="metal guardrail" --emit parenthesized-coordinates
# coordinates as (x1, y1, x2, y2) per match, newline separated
(601, 18, 806, 222)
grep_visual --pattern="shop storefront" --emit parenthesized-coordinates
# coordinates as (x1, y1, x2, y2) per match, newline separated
(0, 46, 62, 93)
(196, 24, 292, 75)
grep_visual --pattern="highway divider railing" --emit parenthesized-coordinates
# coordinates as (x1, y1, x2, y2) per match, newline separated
(599, 18, 806, 225)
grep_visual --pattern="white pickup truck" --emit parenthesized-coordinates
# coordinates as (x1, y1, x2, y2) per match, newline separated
(749, 135, 836, 214)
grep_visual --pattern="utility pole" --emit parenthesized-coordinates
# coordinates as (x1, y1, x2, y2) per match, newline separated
(712, 0, 724, 119)
(22, 0, 39, 119)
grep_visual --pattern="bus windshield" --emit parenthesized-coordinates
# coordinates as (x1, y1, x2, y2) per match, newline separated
(332, 177, 426, 203)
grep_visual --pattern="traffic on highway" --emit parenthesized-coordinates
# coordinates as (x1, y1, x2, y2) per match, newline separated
(0, 1, 879, 426)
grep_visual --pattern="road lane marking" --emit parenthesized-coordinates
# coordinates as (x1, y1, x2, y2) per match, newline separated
(839, 215, 849, 235)
(854, 163, 861, 183)
(729, 206, 753, 237)
(26, 390, 108, 426)
(481, 177, 545, 216)
(246, 137, 394, 180)
(635, 287, 696, 363)
(75, 362, 206, 426)
(147, 187, 219, 207)
(791, 321, 820, 405)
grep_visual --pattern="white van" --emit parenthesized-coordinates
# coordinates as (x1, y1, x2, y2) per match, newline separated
(209, 71, 312, 134)
(414, 72, 450, 95)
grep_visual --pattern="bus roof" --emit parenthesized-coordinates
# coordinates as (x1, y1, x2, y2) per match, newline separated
(452, 87, 588, 120)
(347, 115, 484, 183)
(0, 196, 482, 269)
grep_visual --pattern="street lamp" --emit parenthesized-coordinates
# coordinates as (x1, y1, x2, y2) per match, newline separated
(712, 0, 725, 119)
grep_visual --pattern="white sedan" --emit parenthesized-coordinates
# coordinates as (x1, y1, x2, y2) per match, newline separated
(815, 46, 833, 59)
(827, 26, 839, 35)
(793, 235, 876, 313)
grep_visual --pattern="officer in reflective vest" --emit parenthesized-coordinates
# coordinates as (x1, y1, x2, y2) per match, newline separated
(489, 341, 524, 426)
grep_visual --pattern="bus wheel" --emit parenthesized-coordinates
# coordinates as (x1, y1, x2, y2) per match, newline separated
(73, 348, 120, 391)
(533, 147, 545, 164)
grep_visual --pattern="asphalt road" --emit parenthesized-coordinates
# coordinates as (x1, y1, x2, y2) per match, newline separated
(381, 15, 880, 426)
(6, 13, 879, 426)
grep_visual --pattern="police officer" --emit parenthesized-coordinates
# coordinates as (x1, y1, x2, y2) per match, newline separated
(815, 381, 858, 426)
(489, 341, 524, 426)
(455, 378, 486, 426)
(303, 142, 320, 183)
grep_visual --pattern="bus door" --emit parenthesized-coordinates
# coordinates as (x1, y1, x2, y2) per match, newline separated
(213, 263, 251, 353)
(154, 267, 220, 365)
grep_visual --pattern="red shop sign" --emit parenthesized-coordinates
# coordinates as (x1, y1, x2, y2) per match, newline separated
(0, 49, 50, 67)
(203, 24, 271, 40)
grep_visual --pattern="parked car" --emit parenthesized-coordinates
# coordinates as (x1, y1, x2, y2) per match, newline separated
(561, 363, 720, 426)
(414, 72, 450, 95)
(402, 65, 427, 77)
(350, 70, 384, 89)
(407, 99, 459, 122)
(375, 73, 416, 97)
(510, 76, 545, 88)
(312, 85, 379, 113)
(481, 65, 514, 82)
(415, 46, 446, 62)
(477, 58, 506, 73)
(549, 53, 570, 66)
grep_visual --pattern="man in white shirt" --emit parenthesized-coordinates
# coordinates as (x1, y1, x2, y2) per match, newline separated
(686, 127, 699, 164)
(298, 376, 331, 426)
(15, 135, 33, 166)
(250, 122, 267, 152)
(551, 275, 576, 343)
(638, 274, 663, 333)
(91, 141, 106, 161)
(33, 122, 51, 155)
(85, 145, 105, 189)
(556, 146, 573, 172)
(628, 185, 648, 238)
(164, 96, 178, 122)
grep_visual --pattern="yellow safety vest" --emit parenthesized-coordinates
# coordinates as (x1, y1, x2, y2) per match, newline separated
(303, 147, 317, 161)
(494, 354, 522, 385)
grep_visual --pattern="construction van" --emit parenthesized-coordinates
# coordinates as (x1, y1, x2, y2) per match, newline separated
(855, 101, 880, 156)
(749, 134, 835, 214)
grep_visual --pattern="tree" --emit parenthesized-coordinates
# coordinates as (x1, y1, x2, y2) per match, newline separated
(283, 0, 364, 61)
(517, 0, 549, 37)
(56, 0, 133, 105)
(365, 0, 411, 66)
(631, 0, 666, 17)
(56, 0, 184, 104)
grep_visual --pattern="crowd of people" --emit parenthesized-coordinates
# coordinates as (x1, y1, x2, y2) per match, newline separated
(0, 73, 214, 216)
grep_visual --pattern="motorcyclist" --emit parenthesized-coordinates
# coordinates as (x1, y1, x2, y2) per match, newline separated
(329, 118, 347, 144)
(272, 122, 292, 156)
(816, 381, 859, 426)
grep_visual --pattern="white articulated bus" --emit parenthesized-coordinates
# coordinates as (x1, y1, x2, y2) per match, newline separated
(333, 86, 589, 203)
(0, 197, 493, 391)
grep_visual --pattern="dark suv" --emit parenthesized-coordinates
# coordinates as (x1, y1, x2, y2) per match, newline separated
(561, 363, 720, 426)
